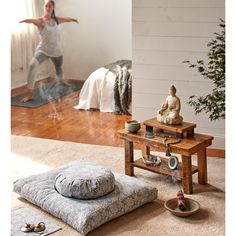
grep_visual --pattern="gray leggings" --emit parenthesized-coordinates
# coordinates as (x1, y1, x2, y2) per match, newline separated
(27, 51, 63, 89)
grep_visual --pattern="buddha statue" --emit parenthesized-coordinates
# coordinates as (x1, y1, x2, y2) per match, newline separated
(157, 85, 183, 125)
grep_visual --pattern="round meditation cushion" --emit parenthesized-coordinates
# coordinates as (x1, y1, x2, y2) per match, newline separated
(54, 162, 115, 199)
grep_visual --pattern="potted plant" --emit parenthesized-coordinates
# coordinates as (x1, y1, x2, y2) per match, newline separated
(183, 19, 225, 121)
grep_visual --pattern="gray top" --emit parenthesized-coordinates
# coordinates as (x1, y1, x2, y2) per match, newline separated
(36, 20, 62, 57)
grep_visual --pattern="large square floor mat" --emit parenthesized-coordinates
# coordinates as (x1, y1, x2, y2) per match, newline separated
(13, 160, 157, 235)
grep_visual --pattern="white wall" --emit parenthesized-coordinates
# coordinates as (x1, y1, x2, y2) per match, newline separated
(51, 0, 132, 80)
(132, 0, 225, 149)
(12, 0, 132, 88)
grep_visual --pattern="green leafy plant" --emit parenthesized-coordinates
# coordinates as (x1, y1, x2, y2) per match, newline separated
(183, 19, 225, 121)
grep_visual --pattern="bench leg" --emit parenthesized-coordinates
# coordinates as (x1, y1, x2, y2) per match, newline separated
(181, 155, 193, 194)
(197, 148, 207, 184)
(142, 145, 150, 157)
(125, 140, 134, 176)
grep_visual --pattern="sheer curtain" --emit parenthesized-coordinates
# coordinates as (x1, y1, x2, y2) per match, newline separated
(11, 0, 40, 72)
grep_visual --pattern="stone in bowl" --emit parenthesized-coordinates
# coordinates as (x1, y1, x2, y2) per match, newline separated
(125, 120, 141, 133)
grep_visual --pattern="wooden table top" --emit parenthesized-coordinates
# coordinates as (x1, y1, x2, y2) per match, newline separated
(117, 129, 214, 156)
(143, 117, 196, 133)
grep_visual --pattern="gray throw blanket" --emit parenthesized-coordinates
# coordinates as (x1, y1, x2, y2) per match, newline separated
(105, 60, 132, 115)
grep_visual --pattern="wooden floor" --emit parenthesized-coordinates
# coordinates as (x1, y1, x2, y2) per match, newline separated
(11, 79, 225, 157)
(11, 80, 132, 147)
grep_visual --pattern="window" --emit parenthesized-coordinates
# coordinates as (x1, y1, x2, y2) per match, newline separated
(11, 0, 39, 71)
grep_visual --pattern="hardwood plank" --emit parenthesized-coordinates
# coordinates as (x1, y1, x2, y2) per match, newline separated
(207, 148, 225, 158)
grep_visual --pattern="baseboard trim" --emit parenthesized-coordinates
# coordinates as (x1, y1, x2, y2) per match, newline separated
(207, 148, 225, 158)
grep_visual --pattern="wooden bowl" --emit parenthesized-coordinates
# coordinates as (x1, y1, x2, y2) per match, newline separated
(164, 198, 200, 217)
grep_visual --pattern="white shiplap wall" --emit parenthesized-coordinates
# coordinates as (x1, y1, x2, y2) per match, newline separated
(132, 0, 225, 149)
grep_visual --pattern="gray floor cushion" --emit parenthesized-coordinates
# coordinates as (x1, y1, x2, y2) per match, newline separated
(55, 163, 115, 199)
(13, 160, 157, 235)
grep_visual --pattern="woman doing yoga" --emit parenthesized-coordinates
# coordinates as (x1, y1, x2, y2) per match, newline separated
(19, 0, 78, 102)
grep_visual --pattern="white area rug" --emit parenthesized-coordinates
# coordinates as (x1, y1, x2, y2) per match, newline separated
(11, 135, 225, 236)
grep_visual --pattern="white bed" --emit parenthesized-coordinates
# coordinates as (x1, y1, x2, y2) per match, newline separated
(74, 60, 132, 114)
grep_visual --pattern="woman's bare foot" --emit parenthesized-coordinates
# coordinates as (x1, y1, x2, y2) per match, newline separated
(61, 80, 71, 86)
(20, 95, 33, 103)
(20, 90, 33, 103)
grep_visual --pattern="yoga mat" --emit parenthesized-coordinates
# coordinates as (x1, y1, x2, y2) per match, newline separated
(11, 207, 62, 236)
(11, 80, 83, 108)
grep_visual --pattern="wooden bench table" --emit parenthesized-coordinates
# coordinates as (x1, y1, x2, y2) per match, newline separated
(117, 129, 213, 194)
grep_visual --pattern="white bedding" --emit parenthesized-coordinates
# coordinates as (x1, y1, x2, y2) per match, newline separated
(74, 67, 116, 112)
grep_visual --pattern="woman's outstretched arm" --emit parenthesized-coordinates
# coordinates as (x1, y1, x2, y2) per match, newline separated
(19, 18, 43, 27)
(57, 17, 79, 24)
